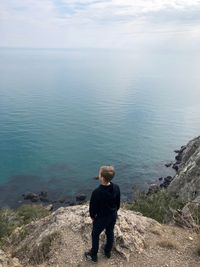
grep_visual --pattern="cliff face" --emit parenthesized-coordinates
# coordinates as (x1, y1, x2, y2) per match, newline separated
(168, 136, 200, 202)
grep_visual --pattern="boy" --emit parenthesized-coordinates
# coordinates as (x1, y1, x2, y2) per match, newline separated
(85, 165, 120, 262)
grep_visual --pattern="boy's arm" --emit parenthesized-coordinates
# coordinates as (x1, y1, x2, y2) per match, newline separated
(89, 191, 98, 219)
(116, 186, 121, 211)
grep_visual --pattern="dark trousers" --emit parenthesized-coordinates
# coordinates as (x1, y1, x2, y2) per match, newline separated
(91, 214, 117, 256)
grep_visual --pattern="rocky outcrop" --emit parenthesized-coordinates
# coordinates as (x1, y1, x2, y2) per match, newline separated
(10, 205, 160, 266)
(168, 136, 200, 203)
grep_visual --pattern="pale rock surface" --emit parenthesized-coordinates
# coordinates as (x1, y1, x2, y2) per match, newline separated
(168, 136, 200, 202)
(10, 204, 160, 266)
(0, 249, 21, 267)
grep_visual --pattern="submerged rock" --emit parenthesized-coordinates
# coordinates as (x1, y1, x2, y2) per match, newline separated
(39, 191, 49, 202)
(165, 162, 173, 168)
(75, 194, 87, 202)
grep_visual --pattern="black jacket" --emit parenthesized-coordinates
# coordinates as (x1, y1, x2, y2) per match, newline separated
(89, 182, 120, 219)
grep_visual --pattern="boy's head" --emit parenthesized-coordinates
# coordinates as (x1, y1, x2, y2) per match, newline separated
(99, 165, 115, 184)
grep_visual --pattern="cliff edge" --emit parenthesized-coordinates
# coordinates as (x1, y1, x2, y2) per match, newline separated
(168, 136, 200, 203)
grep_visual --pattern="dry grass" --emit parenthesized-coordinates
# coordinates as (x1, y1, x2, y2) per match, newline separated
(196, 234, 200, 256)
(157, 239, 178, 250)
(150, 227, 162, 236)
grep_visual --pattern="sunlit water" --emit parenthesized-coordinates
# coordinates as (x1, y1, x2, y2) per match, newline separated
(0, 48, 200, 207)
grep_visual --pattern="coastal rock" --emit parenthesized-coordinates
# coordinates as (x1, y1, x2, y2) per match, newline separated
(75, 194, 87, 202)
(147, 184, 160, 195)
(22, 192, 39, 202)
(10, 205, 160, 265)
(172, 202, 199, 229)
(172, 163, 179, 172)
(59, 197, 66, 203)
(168, 136, 200, 202)
(39, 191, 49, 202)
(165, 162, 173, 168)
(44, 204, 54, 211)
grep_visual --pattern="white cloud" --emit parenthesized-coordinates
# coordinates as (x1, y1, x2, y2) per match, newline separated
(0, 0, 200, 49)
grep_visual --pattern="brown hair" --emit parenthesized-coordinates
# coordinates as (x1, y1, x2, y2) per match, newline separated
(100, 166, 115, 182)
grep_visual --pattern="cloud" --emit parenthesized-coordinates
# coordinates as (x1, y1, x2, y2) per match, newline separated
(0, 0, 200, 49)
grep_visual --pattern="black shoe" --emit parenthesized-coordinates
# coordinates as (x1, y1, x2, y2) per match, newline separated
(84, 251, 98, 262)
(104, 250, 111, 259)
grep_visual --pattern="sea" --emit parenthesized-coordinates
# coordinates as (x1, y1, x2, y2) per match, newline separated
(0, 48, 200, 207)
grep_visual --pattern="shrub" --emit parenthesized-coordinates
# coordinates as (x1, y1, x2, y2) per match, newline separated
(16, 204, 50, 224)
(0, 209, 21, 239)
(0, 205, 50, 246)
(125, 190, 185, 223)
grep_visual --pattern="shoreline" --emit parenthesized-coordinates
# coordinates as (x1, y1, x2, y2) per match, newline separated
(0, 139, 191, 210)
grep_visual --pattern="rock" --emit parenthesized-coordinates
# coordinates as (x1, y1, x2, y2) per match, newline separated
(76, 194, 87, 202)
(165, 162, 173, 167)
(164, 176, 173, 183)
(9, 204, 160, 265)
(175, 154, 182, 162)
(59, 197, 66, 203)
(158, 177, 163, 181)
(172, 163, 179, 172)
(39, 191, 49, 202)
(65, 200, 76, 206)
(168, 136, 200, 202)
(23, 192, 39, 202)
(68, 201, 76, 206)
(45, 204, 53, 211)
(174, 146, 186, 154)
(172, 202, 199, 229)
(147, 184, 160, 195)
(160, 176, 173, 189)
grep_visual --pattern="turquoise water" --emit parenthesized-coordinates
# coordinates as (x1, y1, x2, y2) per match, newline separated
(0, 48, 200, 207)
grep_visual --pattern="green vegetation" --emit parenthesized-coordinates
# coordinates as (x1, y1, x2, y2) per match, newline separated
(124, 190, 185, 223)
(189, 204, 200, 225)
(0, 204, 50, 247)
(17, 204, 50, 224)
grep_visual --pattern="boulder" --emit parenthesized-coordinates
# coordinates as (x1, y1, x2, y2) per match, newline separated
(39, 191, 49, 202)
(22, 192, 39, 202)
(165, 162, 173, 168)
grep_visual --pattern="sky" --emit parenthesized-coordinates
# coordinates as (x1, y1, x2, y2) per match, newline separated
(0, 0, 200, 49)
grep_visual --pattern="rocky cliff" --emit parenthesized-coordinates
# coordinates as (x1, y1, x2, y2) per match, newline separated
(3, 204, 200, 267)
(168, 136, 200, 203)
(8, 204, 159, 266)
